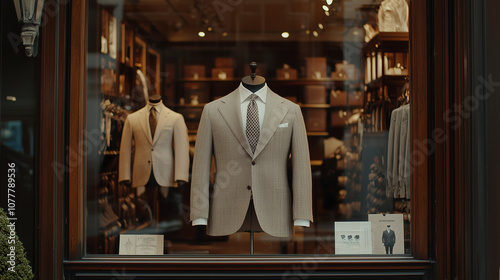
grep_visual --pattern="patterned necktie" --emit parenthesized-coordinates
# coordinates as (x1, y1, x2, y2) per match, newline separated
(246, 94, 260, 154)
(149, 107, 157, 139)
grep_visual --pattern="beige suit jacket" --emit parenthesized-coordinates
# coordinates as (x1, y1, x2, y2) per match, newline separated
(190, 88, 313, 237)
(119, 104, 190, 188)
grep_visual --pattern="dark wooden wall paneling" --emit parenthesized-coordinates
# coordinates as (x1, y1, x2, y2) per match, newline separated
(484, 0, 500, 278)
(431, 0, 477, 279)
(67, 0, 88, 261)
(409, 0, 429, 261)
(39, 1, 67, 278)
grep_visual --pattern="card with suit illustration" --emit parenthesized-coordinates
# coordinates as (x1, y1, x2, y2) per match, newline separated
(368, 214, 404, 254)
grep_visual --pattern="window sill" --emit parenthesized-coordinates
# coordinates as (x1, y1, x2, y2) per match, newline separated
(64, 255, 432, 271)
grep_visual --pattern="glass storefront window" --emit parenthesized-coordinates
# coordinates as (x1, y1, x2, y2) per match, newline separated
(85, 0, 412, 256)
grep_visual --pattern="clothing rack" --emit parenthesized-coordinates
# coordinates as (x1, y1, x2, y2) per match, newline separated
(386, 85, 410, 199)
(397, 80, 410, 106)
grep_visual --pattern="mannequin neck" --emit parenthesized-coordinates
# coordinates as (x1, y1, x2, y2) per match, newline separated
(149, 94, 162, 104)
(242, 75, 266, 93)
(242, 82, 265, 93)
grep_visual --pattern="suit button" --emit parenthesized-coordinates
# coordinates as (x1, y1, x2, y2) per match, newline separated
(151, 148, 154, 151)
(251, 161, 256, 165)
(148, 161, 151, 164)
(247, 185, 251, 190)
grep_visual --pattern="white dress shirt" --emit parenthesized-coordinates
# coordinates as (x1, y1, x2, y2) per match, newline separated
(148, 101, 163, 117)
(239, 82, 267, 130)
(193, 83, 310, 228)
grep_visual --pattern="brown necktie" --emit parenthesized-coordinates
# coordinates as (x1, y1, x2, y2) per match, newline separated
(246, 94, 260, 154)
(149, 107, 157, 139)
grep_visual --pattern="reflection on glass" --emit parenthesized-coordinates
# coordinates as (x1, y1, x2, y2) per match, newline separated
(85, 0, 411, 256)
(1, 121, 24, 153)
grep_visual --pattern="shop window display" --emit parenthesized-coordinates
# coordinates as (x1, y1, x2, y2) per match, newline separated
(85, 0, 411, 256)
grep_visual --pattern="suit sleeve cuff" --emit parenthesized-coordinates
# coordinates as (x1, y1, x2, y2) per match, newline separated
(294, 219, 310, 227)
(192, 218, 208, 226)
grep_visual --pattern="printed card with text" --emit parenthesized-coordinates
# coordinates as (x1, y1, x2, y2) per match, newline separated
(368, 214, 405, 255)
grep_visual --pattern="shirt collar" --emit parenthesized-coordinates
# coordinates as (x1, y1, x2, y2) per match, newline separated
(239, 82, 268, 104)
(148, 102, 162, 113)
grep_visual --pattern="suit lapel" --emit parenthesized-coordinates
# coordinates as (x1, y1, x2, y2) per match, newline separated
(253, 89, 288, 159)
(153, 104, 170, 144)
(217, 90, 253, 157)
(139, 107, 153, 145)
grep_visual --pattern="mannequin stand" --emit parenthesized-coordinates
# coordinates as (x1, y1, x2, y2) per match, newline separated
(250, 198, 255, 255)
(144, 186, 160, 227)
(243, 62, 264, 255)
(153, 187, 160, 227)
(250, 230, 254, 255)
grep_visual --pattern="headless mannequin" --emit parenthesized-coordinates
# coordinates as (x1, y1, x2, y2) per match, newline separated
(191, 62, 310, 251)
(120, 95, 187, 223)
(121, 95, 187, 188)
(119, 91, 191, 232)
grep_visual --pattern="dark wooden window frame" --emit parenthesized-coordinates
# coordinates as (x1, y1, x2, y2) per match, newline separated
(36, 0, 481, 278)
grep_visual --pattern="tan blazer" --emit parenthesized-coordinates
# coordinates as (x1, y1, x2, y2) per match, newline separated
(119, 104, 190, 188)
(190, 88, 313, 237)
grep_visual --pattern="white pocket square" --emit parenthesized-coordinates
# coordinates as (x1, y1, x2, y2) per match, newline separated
(278, 123, 288, 128)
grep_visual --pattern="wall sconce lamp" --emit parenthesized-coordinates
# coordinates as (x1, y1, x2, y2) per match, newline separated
(13, 0, 45, 57)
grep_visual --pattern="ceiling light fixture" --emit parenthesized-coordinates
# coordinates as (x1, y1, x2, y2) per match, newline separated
(281, 32, 290, 39)
(326, 0, 333, 5)
(222, 32, 228, 37)
(322, 5, 329, 11)
(318, 23, 324, 30)
(198, 31, 206, 37)
(207, 26, 213, 32)
(313, 31, 319, 37)
(325, 11, 330, 16)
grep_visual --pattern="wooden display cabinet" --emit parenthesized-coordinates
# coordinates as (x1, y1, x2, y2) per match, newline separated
(363, 32, 409, 87)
